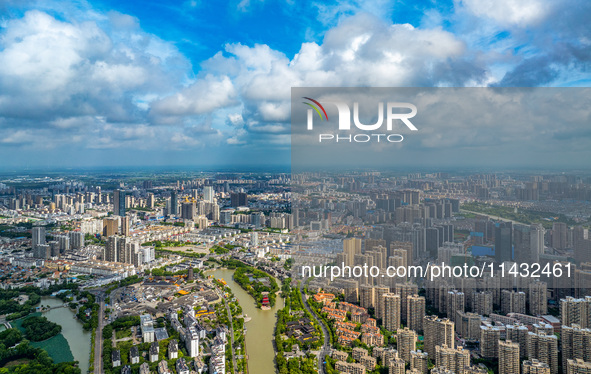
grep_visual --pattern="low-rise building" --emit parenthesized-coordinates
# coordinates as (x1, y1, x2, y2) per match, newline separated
(112, 350, 121, 368)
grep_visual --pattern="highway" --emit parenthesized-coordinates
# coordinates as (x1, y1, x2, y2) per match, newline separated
(299, 280, 330, 374)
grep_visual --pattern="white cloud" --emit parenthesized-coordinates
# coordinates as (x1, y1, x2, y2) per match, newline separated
(150, 75, 237, 118)
(459, 0, 549, 27)
(227, 113, 244, 126)
(198, 12, 484, 145)
(0, 9, 189, 124)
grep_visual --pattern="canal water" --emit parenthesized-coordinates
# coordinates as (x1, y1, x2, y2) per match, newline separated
(207, 268, 283, 374)
(40, 297, 92, 373)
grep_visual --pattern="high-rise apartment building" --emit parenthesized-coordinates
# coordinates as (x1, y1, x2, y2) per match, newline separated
(447, 290, 465, 323)
(375, 286, 390, 321)
(383, 293, 401, 331)
(397, 327, 417, 363)
(343, 237, 362, 267)
(561, 297, 591, 328)
(456, 312, 481, 341)
(359, 285, 375, 309)
(529, 281, 548, 316)
(203, 186, 214, 202)
(32, 226, 46, 249)
(506, 324, 529, 358)
(395, 282, 418, 323)
(103, 217, 119, 237)
(388, 357, 406, 374)
(121, 216, 130, 236)
(561, 324, 591, 369)
(473, 291, 493, 316)
(407, 294, 426, 333)
(105, 235, 118, 262)
(566, 359, 591, 374)
(181, 201, 196, 220)
(434, 344, 470, 374)
(552, 222, 568, 250)
(424, 316, 454, 357)
(410, 350, 428, 374)
(147, 193, 154, 209)
(501, 290, 526, 315)
(527, 332, 558, 374)
(480, 325, 501, 358)
(170, 190, 178, 216)
(522, 359, 550, 374)
(69, 231, 84, 249)
(495, 221, 513, 263)
(498, 340, 520, 374)
(230, 192, 247, 207)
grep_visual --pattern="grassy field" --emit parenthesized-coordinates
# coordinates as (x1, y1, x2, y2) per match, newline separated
(2, 358, 32, 368)
(115, 328, 132, 339)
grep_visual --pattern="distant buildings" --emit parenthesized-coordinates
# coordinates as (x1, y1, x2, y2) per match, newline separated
(170, 190, 178, 216)
(494, 221, 513, 263)
(32, 226, 45, 249)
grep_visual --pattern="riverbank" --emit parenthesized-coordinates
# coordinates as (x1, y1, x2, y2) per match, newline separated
(40, 296, 92, 373)
(207, 268, 284, 374)
(222, 259, 279, 308)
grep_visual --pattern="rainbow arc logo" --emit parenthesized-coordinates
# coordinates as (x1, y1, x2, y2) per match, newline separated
(302, 97, 328, 121)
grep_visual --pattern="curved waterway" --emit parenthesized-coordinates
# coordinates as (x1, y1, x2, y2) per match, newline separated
(206, 268, 284, 374)
(40, 297, 92, 373)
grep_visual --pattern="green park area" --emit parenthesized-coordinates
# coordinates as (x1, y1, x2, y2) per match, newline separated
(9, 312, 76, 367)
(461, 201, 578, 229)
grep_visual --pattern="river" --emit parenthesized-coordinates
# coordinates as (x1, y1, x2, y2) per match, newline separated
(206, 268, 284, 374)
(40, 297, 92, 373)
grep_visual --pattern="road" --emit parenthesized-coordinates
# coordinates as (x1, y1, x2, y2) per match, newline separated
(299, 280, 330, 374)
(216, 284, 237, 374)
(93, 294, 105, 374)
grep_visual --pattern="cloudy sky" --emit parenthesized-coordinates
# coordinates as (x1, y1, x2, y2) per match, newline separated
(0, 0, 590, 170)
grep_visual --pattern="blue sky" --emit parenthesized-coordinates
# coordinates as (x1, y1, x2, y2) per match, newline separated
(0, 0, 590, 170)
